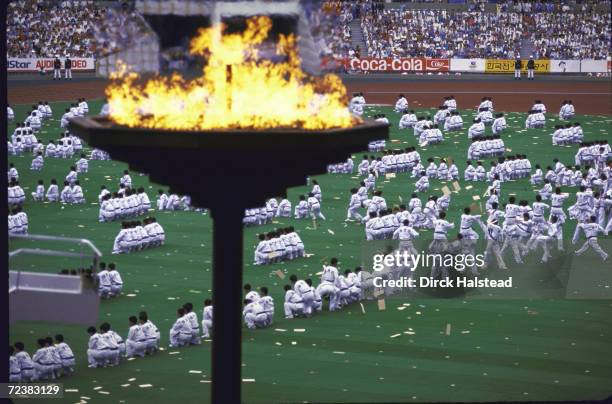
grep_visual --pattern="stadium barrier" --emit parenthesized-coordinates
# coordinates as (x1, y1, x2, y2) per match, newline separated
(338, 58, 610, 74)
(341, 57, 449, 72)
(485, 59, 551, 73)
(549, 60, 582, 73)
(7, 57, 95, 72)
(8, 55, 608, 75)
(580, 59, 610, 73)
(449, 58, 486, 72)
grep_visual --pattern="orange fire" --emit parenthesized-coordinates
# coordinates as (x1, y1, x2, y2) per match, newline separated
(105, 16, 359, 130)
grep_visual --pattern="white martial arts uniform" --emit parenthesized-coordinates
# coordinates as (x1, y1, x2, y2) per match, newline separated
(483, 222, 507, 269)
(282, 289, 303, 319)
(574, 222, 608, 261)
(492, 116, 506, 134)
(32, 347, 55, 380)
(415, 175, 429, 192)
(559, 103, 575, 120)
(108, 269, 123, 296)
(108, 330, 126, 357)
(185, 311, 200, 344)
(399, 112, 417, 129)
(70, 185, 85, 204)
(459, 214, 483, 240)
(468, 122, 485, 138)
(244, 301, 268, 328)
(347, 193, 363, 221)
(9, 355, 21, 382)
(126, 324, 146, 358)
(76, 157, 88, 173)
(294, 280, 315, 315)
(394, 97, 408, 113)
(97, 269, 112, 297)
(15, 351, 34, 381)
(60, 111, 74, 128)
(170, 315, 193, 347)
(201, 305, 213, 338)
(308, 196, 326, 220)
(393, 224, 419, 255)
(259, 295, 274, 325)
(141, 320, 160, 353)
(55, 342, 75, 374)
(317, 265, 340, 311)
(276, 198, 291, 217)
(87, 333, 107, 368)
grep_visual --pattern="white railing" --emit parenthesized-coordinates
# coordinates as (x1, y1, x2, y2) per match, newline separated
(9, 234, 102, 293)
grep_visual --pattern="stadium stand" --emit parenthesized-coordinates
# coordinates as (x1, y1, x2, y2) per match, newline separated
(530, 12, 611, 59)
(311, 1, 355, 60)
(6, 0, 150, 58)
(360, 8, 524, 58)
(318, 0, 610, 60)
(8, 0, 608, 68)
(314, 1, 381, 60)
(6, 0, 101, 58)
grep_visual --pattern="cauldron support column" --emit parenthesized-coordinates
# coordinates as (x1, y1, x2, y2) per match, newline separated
(209, 202, 244, 403)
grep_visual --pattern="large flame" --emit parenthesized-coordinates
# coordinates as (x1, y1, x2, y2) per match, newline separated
(106, 16, 358, 130)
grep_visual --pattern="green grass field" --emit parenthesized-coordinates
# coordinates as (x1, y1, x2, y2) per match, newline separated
(7, 99, 612, 403)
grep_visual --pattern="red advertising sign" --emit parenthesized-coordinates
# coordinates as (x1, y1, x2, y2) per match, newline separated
(342, 58, 449, 72)
(425, 58, 450, 71)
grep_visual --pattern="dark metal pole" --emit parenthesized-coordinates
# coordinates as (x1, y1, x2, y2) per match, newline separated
(211, 203, 243, 404)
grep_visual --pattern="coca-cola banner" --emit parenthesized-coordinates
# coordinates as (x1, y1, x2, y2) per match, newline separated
(7, 57, 96, 72)
(343, 58, 449, 72)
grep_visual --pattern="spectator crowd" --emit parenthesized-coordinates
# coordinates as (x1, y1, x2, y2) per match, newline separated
(530, 12, 611, 60)
(7, 0, 609, 62)
(307, 1, 360, 61)
(7, 0, 151, 58)
(316, 0, 610, 61)
(360, 7, 525, 59)
(7, 0, 101, 58)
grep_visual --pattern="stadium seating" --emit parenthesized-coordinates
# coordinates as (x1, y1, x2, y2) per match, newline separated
(6, 0, 149, 58)
(318, 1, 610, 60)
(6, 0, 101, 58)
(8, 0, 609, 61)
(530, 12, 611, 60)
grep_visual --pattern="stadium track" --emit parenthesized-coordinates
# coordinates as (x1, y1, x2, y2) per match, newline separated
(344, 75, 612, 115)
(7, 73, 612, 115)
